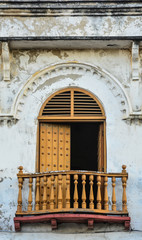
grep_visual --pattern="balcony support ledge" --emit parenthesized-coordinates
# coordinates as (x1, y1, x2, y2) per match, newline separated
(14, 213, 131, 232)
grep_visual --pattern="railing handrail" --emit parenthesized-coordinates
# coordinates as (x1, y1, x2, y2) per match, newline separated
(17, 166, 128, 179)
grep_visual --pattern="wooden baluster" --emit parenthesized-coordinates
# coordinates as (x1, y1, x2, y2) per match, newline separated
(104, 176, 108, 210)
(50, 175, 55, 210)
(82, 175, 86, 208)
(89, 175, 94, 209)
(74, 174, 78, 208)
(122, 165, 127, 212)
(16, 166, 23, 213)
(58, 174, 63, 209)
(97, 175, 102, 210)
(112, 177, 116, 211)
(35, 177, 40, 211)
(66, 174, 70, 208)
(42, 176, 47, 210)
(28, 177, 33, 212)
(122, 177, 127, 212)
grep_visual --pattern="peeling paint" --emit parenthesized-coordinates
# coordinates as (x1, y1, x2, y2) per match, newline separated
(1, 16, 142, 37)
(0, 6, 142, 236)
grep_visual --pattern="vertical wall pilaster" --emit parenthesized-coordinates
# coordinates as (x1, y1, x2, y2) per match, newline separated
(130, 41, 142, 116)
(2, 42, 10, 81)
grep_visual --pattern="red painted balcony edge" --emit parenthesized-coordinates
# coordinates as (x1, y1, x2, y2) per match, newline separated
(14, 213, 131, 232)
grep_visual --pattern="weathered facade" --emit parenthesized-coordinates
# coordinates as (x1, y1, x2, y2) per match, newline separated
(0, 1, 142, 239)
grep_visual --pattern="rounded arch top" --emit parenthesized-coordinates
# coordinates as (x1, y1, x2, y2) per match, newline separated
(11, 61, 132, 120)
(38, 87, 105, 120)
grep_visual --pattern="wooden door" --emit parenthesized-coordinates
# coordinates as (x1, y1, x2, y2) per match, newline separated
(98, 122, 106, 208)
(98, 123, 105, 172)
(39, 123, 71, 208)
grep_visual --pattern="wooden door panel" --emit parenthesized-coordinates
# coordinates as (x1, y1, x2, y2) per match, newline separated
(39, 123, 71, 209)
(98, 123, 105, 208)
(98, 123, 104, 172)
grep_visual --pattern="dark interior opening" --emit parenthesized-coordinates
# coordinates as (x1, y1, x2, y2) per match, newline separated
(70, 122, 100, 208)
(71, 123, 99, 171)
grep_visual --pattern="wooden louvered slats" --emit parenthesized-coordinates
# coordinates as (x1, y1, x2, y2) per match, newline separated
(74, 109, 102, 111)
(74, 100, 96, 102)
(74, 90, 102, 116)
(48, 99, 70, 101)
(42, 90, 71, 116)
(41, 88, 104, 117)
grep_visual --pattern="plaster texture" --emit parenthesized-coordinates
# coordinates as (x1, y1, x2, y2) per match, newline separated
(0, 2, 141, 240)
(0, 48, 142, 235)
(0, 231, 142, 240)
(0, 16, 142, 37)
(0, 49, 133, 115)
(0, 5, 142, 236)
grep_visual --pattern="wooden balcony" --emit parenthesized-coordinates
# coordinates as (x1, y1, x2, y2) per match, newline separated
(14, 165, 130, 231)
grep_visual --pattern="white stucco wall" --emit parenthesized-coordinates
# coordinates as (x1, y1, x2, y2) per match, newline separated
(1, 231, 142, 240)
(0, 49, 142, 238)
(1, 49, 132, 114)
(0, 16, 142, 37)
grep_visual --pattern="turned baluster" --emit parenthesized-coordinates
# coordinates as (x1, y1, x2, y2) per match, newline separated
(89, 175, 94, 209)
(82, 175, 86, 208)
(58, 174, 63, 209)
(42, 176, 47, 210)
(104, 176, 108, 210)
(66, 174, 70, 208)
(35, 177, 40, 211)
(97, 175, 101, 210)
(112, 177, 116, 211)
(28, 177, 33, 212)
(50, 175, 55, 210)
(74, 174, 78, 208)
(122, 177, 127, 212)
(122, 165, 127, 212)
(16, 166, 23, 213)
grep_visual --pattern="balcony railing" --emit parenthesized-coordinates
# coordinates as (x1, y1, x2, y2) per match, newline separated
(16, 165, 128, 216)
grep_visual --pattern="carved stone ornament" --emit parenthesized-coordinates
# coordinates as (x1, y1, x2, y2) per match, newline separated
(0, 115, 18, 127)
(132, 41, 139, 82)
(123, 113, 142, 125)
(12, 62, 132, 120)
(1, 42, 10, 81)
(128, 41, 142, 123)
(2, 61, 141, 125)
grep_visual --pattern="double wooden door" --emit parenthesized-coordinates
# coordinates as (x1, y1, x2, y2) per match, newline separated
(39, 122, 105, 209)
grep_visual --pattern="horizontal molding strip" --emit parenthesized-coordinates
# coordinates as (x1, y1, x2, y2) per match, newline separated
(0, 36, 142, 41)
(0, 1, 142, 16)
(1, 37, 142, 50)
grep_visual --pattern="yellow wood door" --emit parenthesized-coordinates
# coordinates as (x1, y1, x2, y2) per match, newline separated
(39, 123, 70, 209)
(98, 123, 104, 172)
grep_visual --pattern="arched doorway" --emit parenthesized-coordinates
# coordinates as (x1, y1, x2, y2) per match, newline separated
(38, 87, 106, 172)
(37, 87, 106, 208)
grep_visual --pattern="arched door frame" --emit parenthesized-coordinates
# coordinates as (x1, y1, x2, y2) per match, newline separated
(36, 87, 106, 172)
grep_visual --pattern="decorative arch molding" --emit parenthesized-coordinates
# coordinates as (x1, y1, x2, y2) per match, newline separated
(11, 61, 132, 120)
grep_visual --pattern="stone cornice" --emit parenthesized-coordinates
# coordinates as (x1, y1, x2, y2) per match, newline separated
(1, 37, 142, 50)
(0, 1, 142, 16)
(1, 36, 142, 41)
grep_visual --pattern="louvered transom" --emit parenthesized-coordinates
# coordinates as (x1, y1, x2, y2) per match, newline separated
(42, 91, 71, 116)
(74, 91, 103, 116)
(41, 89, 104, 117)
